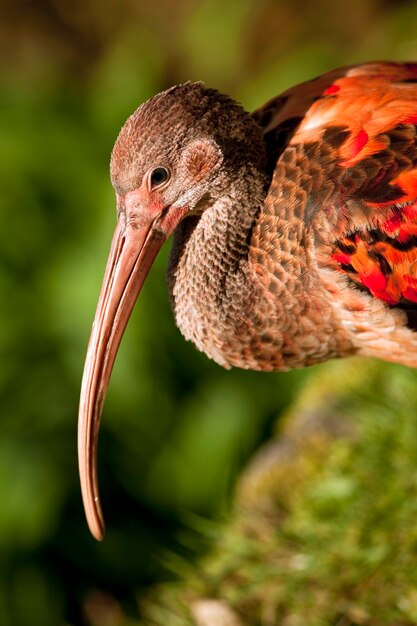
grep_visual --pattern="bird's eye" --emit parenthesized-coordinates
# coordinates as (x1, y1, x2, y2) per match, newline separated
(150, 167, 170, 189)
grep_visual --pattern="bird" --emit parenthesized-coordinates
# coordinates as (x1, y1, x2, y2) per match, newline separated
(78, 61, 417, 540)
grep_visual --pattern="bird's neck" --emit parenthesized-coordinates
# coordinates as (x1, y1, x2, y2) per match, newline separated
(168, 173, 262, 367)
(168, 152, 352, 370)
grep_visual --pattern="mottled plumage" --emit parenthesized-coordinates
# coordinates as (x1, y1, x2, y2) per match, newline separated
(79, 62, 417, 539)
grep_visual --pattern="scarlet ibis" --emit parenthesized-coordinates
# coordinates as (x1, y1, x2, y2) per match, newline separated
(79, 62, 417, 539)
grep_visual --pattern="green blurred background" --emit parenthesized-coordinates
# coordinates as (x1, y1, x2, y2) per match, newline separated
(2, 0, 417, 623)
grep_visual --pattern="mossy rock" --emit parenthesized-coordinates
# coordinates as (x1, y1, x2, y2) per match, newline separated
(138, 358, 417, 626)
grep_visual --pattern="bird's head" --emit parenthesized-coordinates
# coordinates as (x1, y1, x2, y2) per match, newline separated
(78, 82, 267, 540)
(110, 82, 267, 227)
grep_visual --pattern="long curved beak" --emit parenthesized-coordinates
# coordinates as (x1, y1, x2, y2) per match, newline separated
(78, 208, 166, 540)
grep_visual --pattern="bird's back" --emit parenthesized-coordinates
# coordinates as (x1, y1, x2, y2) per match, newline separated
(250, 62, 417, 366)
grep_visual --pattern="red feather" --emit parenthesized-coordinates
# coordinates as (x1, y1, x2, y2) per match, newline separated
(270, 62, 417, 310)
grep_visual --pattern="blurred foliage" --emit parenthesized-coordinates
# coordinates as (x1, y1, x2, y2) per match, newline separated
(2, 0, 417, 624)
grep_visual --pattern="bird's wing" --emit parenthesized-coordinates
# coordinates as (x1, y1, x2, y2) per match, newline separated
(254, 62, 417, 313)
